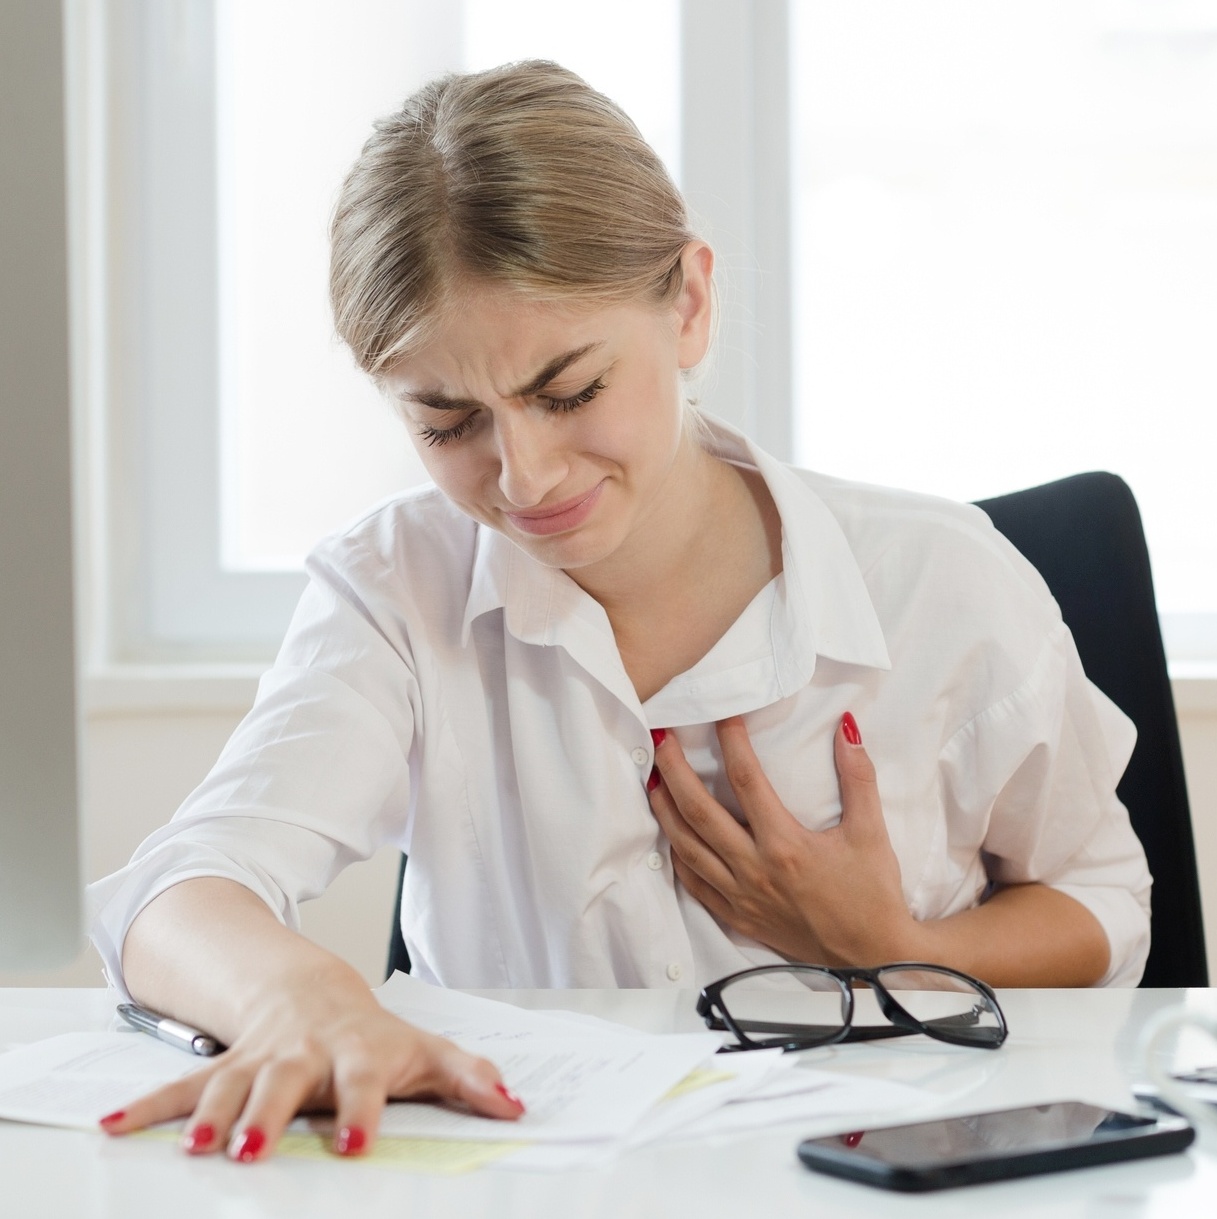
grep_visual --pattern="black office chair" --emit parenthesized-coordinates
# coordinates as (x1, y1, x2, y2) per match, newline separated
(387, 857, 411, 978)
(976, 472, 1206, 988)
(387, 472, 1207, 987)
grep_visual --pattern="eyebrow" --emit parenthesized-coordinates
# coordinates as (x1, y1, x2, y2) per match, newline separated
(400, 342, 604, 411)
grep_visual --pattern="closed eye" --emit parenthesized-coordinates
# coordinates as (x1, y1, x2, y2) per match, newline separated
(417, 414, 477, 447)
(543, 378, 605, 412)
(417, 377, 606, 447)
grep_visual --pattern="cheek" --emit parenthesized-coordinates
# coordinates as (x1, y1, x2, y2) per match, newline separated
(596, 370, 684, 461)
(412, 444, 482, 508)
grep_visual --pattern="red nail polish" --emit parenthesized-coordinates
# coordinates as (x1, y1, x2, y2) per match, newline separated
(182, 1122, 215, 1154)
(843, 1130, 864, 1148)
(495, 1082, 526, 1111)
(646, 767, 660, 792)
(335, 1125, 366, 1156)
(842, 711, 862, 746)
(650, 728, 666, 747)
(231, 1127, 266, 1162)
(99, 1110, 126, 1129)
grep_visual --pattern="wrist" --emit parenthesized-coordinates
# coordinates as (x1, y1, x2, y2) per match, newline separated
(234, 934, 374, 1031)
(805, 902, 927, 969)
(890, 914, 939, 966)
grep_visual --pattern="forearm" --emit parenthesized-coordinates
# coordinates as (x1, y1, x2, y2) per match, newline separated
(900, 883, 1111, 988)
(122, 877, 376, 1045)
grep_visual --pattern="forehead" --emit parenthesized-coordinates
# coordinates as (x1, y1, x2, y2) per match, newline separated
(384, 285, 665, 397)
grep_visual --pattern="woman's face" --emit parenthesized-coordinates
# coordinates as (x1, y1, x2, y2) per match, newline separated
(381, 245, 714, 576)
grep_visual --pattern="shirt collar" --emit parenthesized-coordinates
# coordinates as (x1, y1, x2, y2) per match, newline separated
(460, 413, 891, 682)
(462, 526, 642, 713)
(462, 524, 597, 647)
(700, 415, 891, 678)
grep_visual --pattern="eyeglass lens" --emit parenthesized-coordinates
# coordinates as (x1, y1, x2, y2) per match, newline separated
(718, 969, 850, 1042)
(871, 966, 1003, 1045)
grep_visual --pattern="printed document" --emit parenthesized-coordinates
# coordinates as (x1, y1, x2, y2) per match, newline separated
(0, 977, 937, 1169)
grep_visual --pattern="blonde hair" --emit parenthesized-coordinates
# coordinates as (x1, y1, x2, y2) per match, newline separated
(330, 61, 699, 378)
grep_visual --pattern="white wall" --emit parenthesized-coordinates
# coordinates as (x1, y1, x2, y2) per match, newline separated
(3, 686, 1216, 989)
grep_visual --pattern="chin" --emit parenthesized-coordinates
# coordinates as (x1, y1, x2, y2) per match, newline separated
(509, 525, 624, 572)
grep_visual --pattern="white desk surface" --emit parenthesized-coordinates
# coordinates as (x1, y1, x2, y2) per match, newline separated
(2, 986, 1215, 1217)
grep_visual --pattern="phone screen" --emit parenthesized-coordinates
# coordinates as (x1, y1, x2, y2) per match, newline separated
(817, 1102, 1147, 1163)
(798, 1101, 1193, 1191)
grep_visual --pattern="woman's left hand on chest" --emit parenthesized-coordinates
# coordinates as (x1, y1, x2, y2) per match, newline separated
(647, 715, 918, 966)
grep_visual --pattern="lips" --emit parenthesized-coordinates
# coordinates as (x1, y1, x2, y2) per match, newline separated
(504, 481, 605, 537)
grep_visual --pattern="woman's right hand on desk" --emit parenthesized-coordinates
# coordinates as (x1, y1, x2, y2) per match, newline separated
(101, 879, 525, 1161)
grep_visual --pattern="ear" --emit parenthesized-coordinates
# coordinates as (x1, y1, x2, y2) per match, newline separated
(673, 241, 715, 370)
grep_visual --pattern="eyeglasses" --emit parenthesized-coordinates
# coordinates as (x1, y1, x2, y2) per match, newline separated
(697, 963, 1008, 1052)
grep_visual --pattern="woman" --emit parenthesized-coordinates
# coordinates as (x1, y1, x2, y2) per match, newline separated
(90, 61, 1150, 1162)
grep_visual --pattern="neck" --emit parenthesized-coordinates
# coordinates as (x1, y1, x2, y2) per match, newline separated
(568, 430, 782, 688)
(568, 432, 727, 612)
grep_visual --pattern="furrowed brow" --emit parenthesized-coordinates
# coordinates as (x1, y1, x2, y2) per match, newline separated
(401, 389, 482, 412)
(512, 342, 603, 397)
(398, 342, 603, 411)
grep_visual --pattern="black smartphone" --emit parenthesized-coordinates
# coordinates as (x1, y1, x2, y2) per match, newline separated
(797, 1101, 1193, 1192)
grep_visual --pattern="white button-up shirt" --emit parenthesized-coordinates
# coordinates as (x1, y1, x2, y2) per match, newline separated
(89, 419, 1151, 992)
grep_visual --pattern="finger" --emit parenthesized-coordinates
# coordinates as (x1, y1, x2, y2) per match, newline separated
(181, 1058, 261, 1155)
(833, 712, 884, 835)
(97, 1061, 216, 1136)
(715, 716, 797, 841)
(651, 728, 756, 861)
(228, 1050, 329, 1163)
(649, 780, 741, 895)
(330, 1040, 387, 1157)
(424, 1037, 526, 1119)
(670, 854, 738, 927)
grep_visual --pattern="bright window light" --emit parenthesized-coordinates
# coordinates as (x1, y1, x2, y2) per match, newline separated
(791, 1, 1217, 656)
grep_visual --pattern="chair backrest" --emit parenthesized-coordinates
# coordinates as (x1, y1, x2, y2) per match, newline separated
(975, 472, 1206, 987)
(387, 853, 411, 978)
(386, 471, 1208, 987)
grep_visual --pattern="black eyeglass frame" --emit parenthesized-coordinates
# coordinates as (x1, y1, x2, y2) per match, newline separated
(697, 962, 1008, 1053)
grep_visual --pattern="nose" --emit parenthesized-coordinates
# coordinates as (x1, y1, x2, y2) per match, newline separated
(495, 411, 569, 508)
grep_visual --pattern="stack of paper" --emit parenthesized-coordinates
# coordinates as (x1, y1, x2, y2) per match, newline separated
(0, 976, 933, 1173)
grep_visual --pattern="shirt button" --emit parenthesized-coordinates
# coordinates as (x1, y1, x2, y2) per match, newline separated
(630, 746, 649, 766)
(667, 963, 683, 982)
(646, 851, 664, 871)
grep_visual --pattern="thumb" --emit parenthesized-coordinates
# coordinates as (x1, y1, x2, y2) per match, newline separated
(834, 712, 883, 834)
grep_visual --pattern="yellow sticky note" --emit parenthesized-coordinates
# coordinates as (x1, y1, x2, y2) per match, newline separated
(132, 1126, 528, 1174)
(663, 1066, 738, 1100)
(274, 1131, 528, 1173)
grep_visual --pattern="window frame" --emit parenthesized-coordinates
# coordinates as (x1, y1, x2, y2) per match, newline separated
(73, 0, 1217, 697)
(87, 0, 306, 665)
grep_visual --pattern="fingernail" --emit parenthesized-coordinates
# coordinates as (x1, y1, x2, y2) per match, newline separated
(650, 728, 667, 747)
(99, 1109, 126, 1130)
(230, 1127, 266, 1163)
(646, 766, 660, 792)
(842, 711, 862, 746)
(843, 1130, 865, 1148)
(182, 1122, 215, 1154)
(494, 1082, 526, 1112)
(335, 1125, 366, 1156)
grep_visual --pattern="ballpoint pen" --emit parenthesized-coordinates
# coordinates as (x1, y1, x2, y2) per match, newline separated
(117, 1003, 224, 1057)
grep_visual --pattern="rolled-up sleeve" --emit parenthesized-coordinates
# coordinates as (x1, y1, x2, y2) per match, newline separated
(939, 622, 1151, 987)
(88, 568, 419, 1000)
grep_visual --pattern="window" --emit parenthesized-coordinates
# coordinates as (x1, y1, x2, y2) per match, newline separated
(80, 1, 1216, 669)
(86, 0, 681, 660)
(790, 0, 1217, 666)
